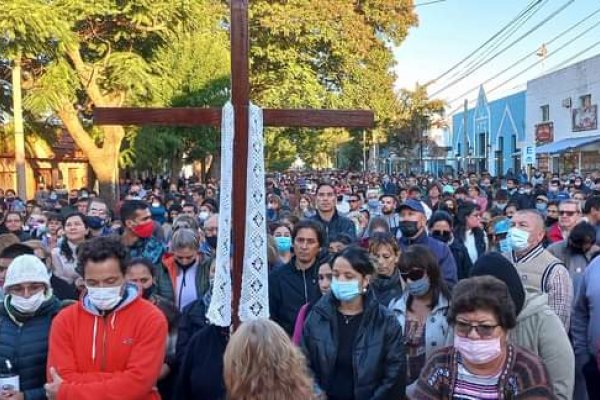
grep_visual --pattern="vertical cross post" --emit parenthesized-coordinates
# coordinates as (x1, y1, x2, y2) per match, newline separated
(230, 0, 250, 328)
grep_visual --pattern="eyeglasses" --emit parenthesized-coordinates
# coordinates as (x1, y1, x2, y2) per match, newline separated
(454, 321, 499, 338)
(559, 210, 578, 217)
(400, 268, 425, 281)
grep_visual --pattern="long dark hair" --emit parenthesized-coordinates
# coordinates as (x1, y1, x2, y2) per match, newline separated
(398, 244, 451, 311)
(454, 202, 482, 242)
(60, 212, 90, 262)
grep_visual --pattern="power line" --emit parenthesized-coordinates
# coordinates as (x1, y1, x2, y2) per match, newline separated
(424, 0, 544, 86)
(487, 33, 600, 96)
(446, 7, 600, 105)
(414, 0, 447, 7)
(447, 0, 549, 81)
(430, 0, 575, 97)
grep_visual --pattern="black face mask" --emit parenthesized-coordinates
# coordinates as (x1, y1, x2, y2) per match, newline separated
(142, 285, 156, 300)
(546, 216, 558, 226)
(68, 198, 77, 206)
(568, 241, 588, 255)
(206, 235, 218, 250)
(176, 257, 197, 270)
(431, 230, 452, 243)
(399, 221, 420, 238)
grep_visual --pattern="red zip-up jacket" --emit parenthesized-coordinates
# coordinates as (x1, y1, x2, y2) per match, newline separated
(47, 284, 167, 400)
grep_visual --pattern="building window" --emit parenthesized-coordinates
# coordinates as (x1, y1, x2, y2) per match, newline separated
(511, 135, 517, 154)
(541, 105, 550, 121)
(580, 94, 592, 109)
(479, 133, 486, 156)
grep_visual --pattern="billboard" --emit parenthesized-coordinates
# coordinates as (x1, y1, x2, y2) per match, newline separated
(572, 105, 598, 132)
(535, 122, 553, 144)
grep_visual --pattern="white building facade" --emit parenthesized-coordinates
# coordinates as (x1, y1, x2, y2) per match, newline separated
(527, 54, 600, 174)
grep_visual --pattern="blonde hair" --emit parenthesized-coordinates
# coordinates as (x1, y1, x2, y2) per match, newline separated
(224, 319, 314, 400)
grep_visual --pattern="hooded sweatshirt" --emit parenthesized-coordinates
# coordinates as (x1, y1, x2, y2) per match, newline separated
(509, 292, 574, 400)
(47, 284, 167, 400)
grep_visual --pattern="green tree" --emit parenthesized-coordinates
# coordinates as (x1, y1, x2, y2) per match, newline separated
(1, 0, 225, 202)
(0, 1, 72, 197)
(388, 84, 445, 166)
(250, 0, 417, 169)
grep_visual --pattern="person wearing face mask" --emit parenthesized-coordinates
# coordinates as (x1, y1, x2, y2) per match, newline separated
(471, 253, 574, 400)
(489, 189, 509, 217)
(200, 214, 219, 256)
(548, 221, 600, 302)
(398, 199, 458, 289)
(408, 276, 555, 399)
(271, 223, 293, 265)
(428, 211, 472, 281)
(126, 258, 179, 400)
(149, 196, 167, 226)
(301, 246, 406, 400)
(505, 210, 573, 331)
(583, 196, 600, 245)
(548, 179, 570, 202)
(391, 245, 452, 385)
(86, 198, 113, 238)
(45, 236, 167, 400)
(156, 228, 211, 311)
(368, 232, 403, 306)
(120, 200, 165, 267)
(0, 254, 64, 400)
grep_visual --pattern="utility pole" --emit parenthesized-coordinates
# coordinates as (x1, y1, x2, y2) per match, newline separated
(362, 130, 367, 172)
(463, 99, 468, 173)
(12, 57, 27, 199)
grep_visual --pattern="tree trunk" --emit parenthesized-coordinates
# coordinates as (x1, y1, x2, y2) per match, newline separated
(12, 56, 27, 199)
(90, 156, 119, 209)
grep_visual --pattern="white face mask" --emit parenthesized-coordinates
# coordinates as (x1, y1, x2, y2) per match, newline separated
(86, 285, 123, 311)
(10, 290, 46, 314)
(198, 211, 210, 221)
(509, 227, 530, 251)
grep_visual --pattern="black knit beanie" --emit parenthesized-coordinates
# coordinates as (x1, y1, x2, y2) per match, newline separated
(471, 252, 525, 315)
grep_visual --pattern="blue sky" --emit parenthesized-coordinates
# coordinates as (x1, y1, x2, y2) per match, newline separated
(393, 0, 600, 115)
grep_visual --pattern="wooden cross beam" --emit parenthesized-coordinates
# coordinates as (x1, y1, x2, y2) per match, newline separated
(94, 0, 374, 327)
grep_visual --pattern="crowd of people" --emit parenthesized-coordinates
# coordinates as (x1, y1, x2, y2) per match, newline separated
(0, 167, 597, 399)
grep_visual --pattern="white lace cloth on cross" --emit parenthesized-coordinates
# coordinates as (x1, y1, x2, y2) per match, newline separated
(206, 102, 269, 327)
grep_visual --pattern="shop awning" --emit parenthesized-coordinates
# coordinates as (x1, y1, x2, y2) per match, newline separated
(536, 134, 600, 154)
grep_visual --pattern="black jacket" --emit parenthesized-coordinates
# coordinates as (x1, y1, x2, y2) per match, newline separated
(0, 297, 62, 400)
(174, 294, 210, 370)
(311, 210, 357, 244)
(448, 239, 473, 281)
(301, 292, 406, 400)
(371, 269, 403, 307)
(269, 257, 322, 335)
(173, 324, 228, 400)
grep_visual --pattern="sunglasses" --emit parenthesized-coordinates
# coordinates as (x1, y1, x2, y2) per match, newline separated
(454, 321, 499, 338)
(400, 268, 425, 281)
(559, 210, 578, 217)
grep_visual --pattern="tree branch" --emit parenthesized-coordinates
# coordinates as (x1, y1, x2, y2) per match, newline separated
(56, 104, 99, 158)
(66, 45, 107, 107)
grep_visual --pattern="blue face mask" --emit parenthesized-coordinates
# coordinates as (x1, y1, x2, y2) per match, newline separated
(367, 199, 380, 209)
(535, 203, 547, 212)
(331, 279, 362, 302)
(406, 277, 430, 297)
(274, 236, 292, 253)
(498, 238, 511, 253)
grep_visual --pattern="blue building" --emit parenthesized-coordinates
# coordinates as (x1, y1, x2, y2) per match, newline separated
(452, 87, 526, 176)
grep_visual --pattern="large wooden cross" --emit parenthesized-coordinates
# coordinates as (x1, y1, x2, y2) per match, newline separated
(95, 0, 374, 326)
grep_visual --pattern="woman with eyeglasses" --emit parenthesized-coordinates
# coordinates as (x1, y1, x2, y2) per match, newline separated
(301, 246, 405, 400)
(408, 276, 556, 399)
(391, 245, 451, 385)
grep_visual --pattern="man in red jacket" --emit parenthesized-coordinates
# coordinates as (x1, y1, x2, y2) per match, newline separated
(44, 236, 167, 400)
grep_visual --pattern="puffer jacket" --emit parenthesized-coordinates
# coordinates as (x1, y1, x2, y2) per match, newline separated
(391, 292, 452, 360)
(371, 269, 404, 307)
(0, 296, 62, 400)
(509, 292, 574, 400)
(301, 292, 406, 400)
